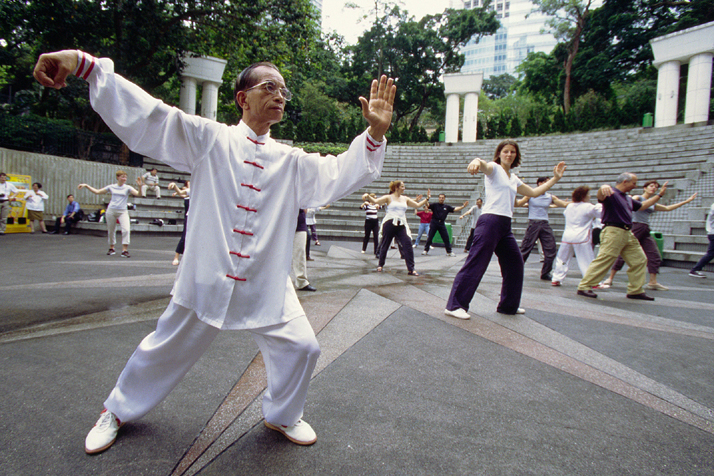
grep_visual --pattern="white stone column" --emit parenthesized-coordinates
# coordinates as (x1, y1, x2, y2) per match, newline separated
(444, 93, 461, 143)
(179, 77, 197, 115)
(684, 53, 714, 124)
(200, 82, 221, 121)
(654, 61, 680, 128)
(462, 92, 479, 143)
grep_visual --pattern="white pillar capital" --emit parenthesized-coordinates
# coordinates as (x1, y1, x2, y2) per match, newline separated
(179, 53, 227, 119)
(443, 72, 483, 143)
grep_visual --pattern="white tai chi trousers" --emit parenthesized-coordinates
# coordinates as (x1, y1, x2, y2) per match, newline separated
(104, 299, 321, 427)
(292, 231, 309, 289)
(551, 242, 595, 282)
(104, 208, 131, 246)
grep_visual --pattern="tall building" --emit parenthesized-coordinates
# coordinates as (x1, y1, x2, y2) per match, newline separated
(451, 0, 557, 79)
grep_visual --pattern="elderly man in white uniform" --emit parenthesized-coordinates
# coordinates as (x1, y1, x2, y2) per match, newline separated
(34, 50, 396, 454)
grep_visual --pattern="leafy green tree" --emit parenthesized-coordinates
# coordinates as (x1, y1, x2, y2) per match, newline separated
(482, 73, 517, 99)
(530, 0, 597, 114)
(346, 6, 499, 132)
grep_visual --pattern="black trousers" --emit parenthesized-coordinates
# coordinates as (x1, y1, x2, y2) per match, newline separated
(54, 215, 79, 234)
(424, 221, 451, 253)
(175, 199, 189, 254)
(378, 219, 414, 272)
(363, 218, 379, 254)
(519, 219, 556, 279)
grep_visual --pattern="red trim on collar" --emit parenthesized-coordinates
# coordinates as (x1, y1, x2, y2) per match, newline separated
(226, 274, 247, 281)
(247, 137, 266, 145)
(232, 228, 254, 236)
(229, 251, 251, 259)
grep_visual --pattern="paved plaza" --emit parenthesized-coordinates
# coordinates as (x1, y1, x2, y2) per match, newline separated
(1, 232, 713, 475)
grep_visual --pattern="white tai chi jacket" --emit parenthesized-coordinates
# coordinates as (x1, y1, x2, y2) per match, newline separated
(75, 52, 385, 330)
(560, 202, 602, 244)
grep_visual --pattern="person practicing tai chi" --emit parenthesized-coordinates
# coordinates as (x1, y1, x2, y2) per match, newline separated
(78, 170, 141, 257)
(422, 194, 468, 256)
(459, 198, 483, 253)
(360, 193, 381, 255)
(516, 177, 568, 280)
(576, 173, 666, 300)
(368, 181, 429, 275)
(550, 186, 602, 286)
(444, 140, 566, 319)
(35, 49, 395, 453)
(168, 180, 190, 266)
(689, 201, 714, 278)
(600, 180, 696, 291)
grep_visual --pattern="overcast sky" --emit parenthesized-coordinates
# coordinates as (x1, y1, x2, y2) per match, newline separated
(321, 0, 451, 45)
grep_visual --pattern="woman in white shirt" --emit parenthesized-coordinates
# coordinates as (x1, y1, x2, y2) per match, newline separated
(26, 182, 49, 233)
(551, 186, 602, 286)
(78, 170, 140, 257)
(368, 180, 429, 275)
(444, 140, 565, 318)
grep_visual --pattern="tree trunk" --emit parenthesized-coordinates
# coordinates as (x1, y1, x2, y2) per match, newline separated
(562, 20, 584, 115)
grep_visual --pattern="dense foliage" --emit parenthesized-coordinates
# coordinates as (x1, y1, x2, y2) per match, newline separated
(1, 0, 712, 156)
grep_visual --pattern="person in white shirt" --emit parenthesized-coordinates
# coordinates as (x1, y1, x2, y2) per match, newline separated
(25, 182, 49, 233)
(689, 202, 714, 278)
(551, 186, 602, 286)
(34, 49, 395, 453)
(78, 170, 141, 257)
(444, 140, 565, 318)
(137, 168, 161, 198)
(0, 172, 19, 235)
(459, 198, 483, 253)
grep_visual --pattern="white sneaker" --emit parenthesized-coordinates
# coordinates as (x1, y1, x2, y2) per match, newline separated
(265, 419, 317, 445)
(85, 410, 122, 454)
(447, 252, 456, 257)
(689, 271, 706, 278)
(444, 308, 470, 320)
(421, 250, 428, 256)
(361, 250, 365, 254)
(412, 244, 417, 248)
(516, 308, 525, 314)
(646, 283, 668, 291)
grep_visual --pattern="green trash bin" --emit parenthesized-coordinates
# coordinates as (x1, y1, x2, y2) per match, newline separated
(438, 131, 445, 142)
(431, 223, 453, 246)
(650, 231, 664, 257)
(643, 113, 653, 128)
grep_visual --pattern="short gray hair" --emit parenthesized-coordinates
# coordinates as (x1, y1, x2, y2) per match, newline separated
(616, 172, 636, 184)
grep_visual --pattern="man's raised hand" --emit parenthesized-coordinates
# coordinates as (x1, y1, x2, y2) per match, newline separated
(33, 50, 78, 89)
(359, 75, 396, 142)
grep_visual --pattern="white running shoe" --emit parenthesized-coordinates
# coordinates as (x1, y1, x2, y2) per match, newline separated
(444, 308, 470, 320)
(85, 410, 122, 454)
(447, 252, 457, 257)
(516, 308, 525, 314)
(265, 419, 317, 445)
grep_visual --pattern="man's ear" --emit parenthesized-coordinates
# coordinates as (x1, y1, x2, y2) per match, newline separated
(236, 91, 248, 110)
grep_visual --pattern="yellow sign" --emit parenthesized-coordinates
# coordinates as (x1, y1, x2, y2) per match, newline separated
(5, 174, 32, 233)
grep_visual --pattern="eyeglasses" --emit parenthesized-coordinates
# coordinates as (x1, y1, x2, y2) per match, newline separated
(244, 80, 292, 101)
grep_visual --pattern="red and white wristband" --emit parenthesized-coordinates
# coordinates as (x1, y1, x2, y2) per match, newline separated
(73, 51, 96, 81)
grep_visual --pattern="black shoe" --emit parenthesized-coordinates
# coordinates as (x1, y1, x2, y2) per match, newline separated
(298, 285, 317, 292)
(306, 257, 314, 261)
(541, 274, 552, 281)
(50, 230, 59, 234)
(577, 289, 598, 298)
(626, 293, 654, 301)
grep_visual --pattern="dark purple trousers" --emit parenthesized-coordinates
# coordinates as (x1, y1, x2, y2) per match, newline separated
(446, 214, 524, 315)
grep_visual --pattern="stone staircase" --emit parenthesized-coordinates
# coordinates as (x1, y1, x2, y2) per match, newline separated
(74, 158, 190, 236)
(73, 124, 714, 271)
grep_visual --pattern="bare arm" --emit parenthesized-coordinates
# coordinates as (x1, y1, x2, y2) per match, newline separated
(515, 196, 530, 207)
(407, 194, 430, 209)
(77, 184, 107, 195)
(655, 192, 696, 211)
(516, 162, 566, 197)
(453, 201, 469, 213)
(551, 195, 569, 208)
(128, 186, 141, 197)
(467, 158, 493, 176)
(368, 194, 392, 206)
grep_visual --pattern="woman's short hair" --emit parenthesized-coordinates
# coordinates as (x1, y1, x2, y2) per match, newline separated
(389, 180, 403, 193)
(116, 170, 127, 178)
(572, 186, 590, 203)
(493, 140, 521, 168)
(33, 182, 42, 189)
(643, 180, 660, 189)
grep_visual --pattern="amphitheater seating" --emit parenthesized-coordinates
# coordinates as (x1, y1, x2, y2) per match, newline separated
(74, 124, 714, 271)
